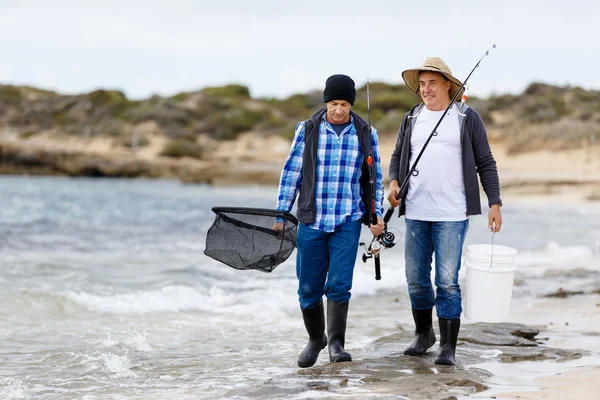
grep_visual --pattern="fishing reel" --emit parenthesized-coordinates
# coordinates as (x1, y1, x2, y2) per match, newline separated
(360, 239, 380, 263)
(359, 227, 402, 262)
(380, 229, 399, 249)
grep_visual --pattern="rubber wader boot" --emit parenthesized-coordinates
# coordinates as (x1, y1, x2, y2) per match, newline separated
(404, 308, 436, 356)
(298, 302, 327, 368)
(434, 318, 461, 366)
(327, 299, 352, 363)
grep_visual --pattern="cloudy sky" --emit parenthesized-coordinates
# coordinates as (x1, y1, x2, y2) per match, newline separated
(0, 0, 597, 100)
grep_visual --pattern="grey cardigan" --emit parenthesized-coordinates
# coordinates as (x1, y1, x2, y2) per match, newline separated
(388, 103, 502, 217)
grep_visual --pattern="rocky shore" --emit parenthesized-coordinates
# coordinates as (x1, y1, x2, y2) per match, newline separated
(2, 131, 600, 203)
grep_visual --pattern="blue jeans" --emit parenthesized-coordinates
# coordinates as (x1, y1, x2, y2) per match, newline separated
(404, 219, 469, 319)
(296, 220, 362, 310)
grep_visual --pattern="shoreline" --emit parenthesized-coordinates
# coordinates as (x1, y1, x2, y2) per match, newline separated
(472, 292, 600, 399)
(2, 134, 600, 190)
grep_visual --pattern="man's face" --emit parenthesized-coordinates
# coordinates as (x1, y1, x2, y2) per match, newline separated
(419, 71, 452, 111)
(326, 100, 352, 124)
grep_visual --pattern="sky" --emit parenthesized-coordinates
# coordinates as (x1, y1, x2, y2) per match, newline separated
(0, 0, 598, 100)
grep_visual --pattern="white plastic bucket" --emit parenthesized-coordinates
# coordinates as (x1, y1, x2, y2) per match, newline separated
(464, 244, 518, 323)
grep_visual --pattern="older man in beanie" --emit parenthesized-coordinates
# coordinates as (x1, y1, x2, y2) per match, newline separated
(273, 74, 385, 368)
(388, 58, 502, 366)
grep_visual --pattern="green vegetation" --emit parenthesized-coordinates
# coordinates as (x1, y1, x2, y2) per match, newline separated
(201, 84, 251, 98)
(160, 139, 205, 159)
(2, 81, 600, 155)
(0, 86, 23, 102)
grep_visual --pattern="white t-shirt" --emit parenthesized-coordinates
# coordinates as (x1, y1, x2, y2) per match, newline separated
(405, 106, 467, 221)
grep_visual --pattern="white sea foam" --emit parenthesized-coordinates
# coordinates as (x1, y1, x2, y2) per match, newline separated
(65, 286, 212, 314)
(98, 353, 137, 378)
(515, 241, 597, 278)
(0, 378, 27, 400)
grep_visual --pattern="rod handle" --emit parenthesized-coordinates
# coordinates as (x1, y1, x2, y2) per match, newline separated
(372, 241, 381, 280)
(383, 206, 395, 224)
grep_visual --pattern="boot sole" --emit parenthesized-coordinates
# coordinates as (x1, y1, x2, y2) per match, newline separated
(329, 354, 352, 363)
(297, 337, 327, 368)
(403, 339, 436, 356)
(434, 357, 455, 366)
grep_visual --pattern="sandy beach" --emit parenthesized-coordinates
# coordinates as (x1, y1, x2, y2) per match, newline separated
(474, 291, 600, 399)
(462, 192, 600, 399)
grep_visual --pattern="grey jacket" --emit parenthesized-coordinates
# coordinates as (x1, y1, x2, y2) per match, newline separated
(388, 102, 502, 217)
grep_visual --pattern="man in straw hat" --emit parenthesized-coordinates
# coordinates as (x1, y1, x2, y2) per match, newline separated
(388, 57, 503, 366)
(274, 74, 385, 368)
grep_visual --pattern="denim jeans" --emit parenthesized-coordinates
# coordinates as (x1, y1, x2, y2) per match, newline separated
(296, 220, 362, 310)
(404, 218, 469, 319)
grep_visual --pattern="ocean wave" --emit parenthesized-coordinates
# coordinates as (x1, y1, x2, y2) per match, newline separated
(3, 290, 88, 317)
(517, 241, 597, 271)
(63, 283, 302, 317)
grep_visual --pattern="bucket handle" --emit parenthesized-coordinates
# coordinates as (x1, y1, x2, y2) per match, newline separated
(490, 230, 495, 268)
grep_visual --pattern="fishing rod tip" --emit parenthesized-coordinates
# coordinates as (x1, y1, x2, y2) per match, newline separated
(492, 44, 496, 48)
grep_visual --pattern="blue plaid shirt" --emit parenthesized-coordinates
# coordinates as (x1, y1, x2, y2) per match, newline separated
(276, 114, 384, 232)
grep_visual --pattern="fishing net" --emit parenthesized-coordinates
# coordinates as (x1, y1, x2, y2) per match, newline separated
(204, 207, 298, 272)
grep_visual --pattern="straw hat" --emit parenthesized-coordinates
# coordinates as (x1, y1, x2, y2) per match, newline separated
(402, 57, 464, 101)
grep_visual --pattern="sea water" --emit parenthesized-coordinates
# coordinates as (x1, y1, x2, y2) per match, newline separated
(0, 176, 599, 399)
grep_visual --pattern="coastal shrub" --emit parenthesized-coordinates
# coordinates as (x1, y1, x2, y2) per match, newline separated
(279, 121, 301, 141)
(370, 92, 418, 113)
(524, 82, 561, 97)
(170, 92, 189, 102)
(351, 100, 385, 125)
(195, 95, 237, 120)
(202, 84, 250, 99)
(487, 94, 517, 110)
(269, 93, 320, 119)
(118, 134, 150, 148)
(123, 98, 191, 129)
(467, 96, 493, 124)
(95, 119, 127, 137)
(88, 90, 128, 106)
(204, 108, 270, 140)
(160, 139, 205, 159)
(375, 110, 404, 134)
(0, 86, 23, 103)
(571, 87, 600, 103)
(259, 112, 288, 132)
(85, 90, 133, 120)
(19, 130, 37, 139)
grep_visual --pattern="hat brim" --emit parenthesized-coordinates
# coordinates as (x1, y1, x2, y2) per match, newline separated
(402, 67, 464, 102)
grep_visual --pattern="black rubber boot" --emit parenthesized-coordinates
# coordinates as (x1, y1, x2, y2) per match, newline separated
(327, 299, 352, 363)
(298, 302, 327, 368)
(404, 308, 436, 356)
(434, 318, 461, 366)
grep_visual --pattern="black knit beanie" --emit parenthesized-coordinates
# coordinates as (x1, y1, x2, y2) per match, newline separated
(323, 74, 356, 105)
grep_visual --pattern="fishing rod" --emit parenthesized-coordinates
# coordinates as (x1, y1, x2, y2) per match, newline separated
(364, 79, 382, 280)
(383, 44, 496, 224)
(361, 79, 403, 280)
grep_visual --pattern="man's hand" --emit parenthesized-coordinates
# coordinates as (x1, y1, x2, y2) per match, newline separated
(488, 204, 502, 232)
(387, 180, 402, 207)
(272, 221, 285, 240)
(370, 216, 385, 236)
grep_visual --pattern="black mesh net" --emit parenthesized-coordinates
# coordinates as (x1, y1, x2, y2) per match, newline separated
(204, 207, 298, 273)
